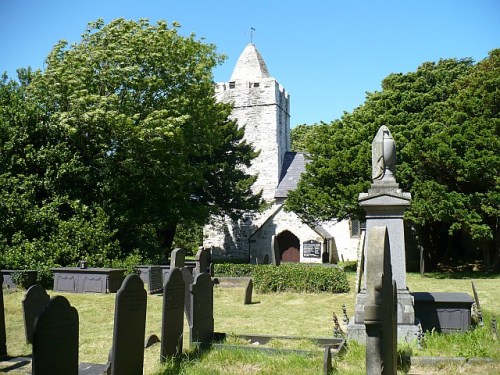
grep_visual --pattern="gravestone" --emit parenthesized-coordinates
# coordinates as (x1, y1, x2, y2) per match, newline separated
(148, 266, 163, 295)
(22, 285, 50, 344)
(193, 247, 209, 277)
(364, 226, 397, 375)
(170, 248, 186, 268)
(109, 274, 147, 375)
(349, 125, 418, 342)
(244, 279, 253, 305)
(0, 273, 6, 357)
(32, 296, 79, 375)
(161, 267, 185, 361)
(189, 272, 214, 346)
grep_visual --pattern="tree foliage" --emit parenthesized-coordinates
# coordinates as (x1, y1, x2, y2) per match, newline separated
(287, 50, 500, 269)
(0, 19, 260, 276)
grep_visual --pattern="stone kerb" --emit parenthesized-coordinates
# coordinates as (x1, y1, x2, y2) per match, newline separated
(22, 285, 50, 344)
(32, 296, 79, 374)
(109, 274, 147, 375)
(364, 226, 397, 375)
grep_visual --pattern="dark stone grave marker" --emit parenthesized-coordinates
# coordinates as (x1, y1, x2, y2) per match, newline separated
(189, 272, 214, 346)
(22, 285, 50, 344)
(32, 295, 79, 375)
(0, 273, 6, 357)
(109, 274, 147, 375)
(161, 267, 185, 361)
(148, 266, 163, 295)
(244, 279, 253, 305)
(182, 267, 194, 326)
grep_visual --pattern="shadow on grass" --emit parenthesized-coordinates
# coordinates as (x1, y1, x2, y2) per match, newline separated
(160, 344, 213, 375)
(419, 271, 500, 280)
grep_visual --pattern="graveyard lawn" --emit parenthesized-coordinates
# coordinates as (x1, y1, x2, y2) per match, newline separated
(2, 271, 499, 374)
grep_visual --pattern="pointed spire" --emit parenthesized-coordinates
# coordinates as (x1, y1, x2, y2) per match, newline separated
(230, 43, 270, 81)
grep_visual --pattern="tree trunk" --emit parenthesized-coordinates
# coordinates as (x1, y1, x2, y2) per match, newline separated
(156, 223, 177, 263)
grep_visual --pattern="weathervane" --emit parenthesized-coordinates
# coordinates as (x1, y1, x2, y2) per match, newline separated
(250, 27, 256, 44)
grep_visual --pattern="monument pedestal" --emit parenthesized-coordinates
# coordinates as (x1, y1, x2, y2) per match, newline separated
(348, 288, 419, 343)
(347, 183, 418, 343)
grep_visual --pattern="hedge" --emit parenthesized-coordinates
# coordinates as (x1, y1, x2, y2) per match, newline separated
(214, 263, 350, 294)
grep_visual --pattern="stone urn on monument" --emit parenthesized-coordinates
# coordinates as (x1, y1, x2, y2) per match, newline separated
(347, 125, 419, 342)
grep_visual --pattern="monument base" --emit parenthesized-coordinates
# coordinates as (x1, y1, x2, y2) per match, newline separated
(347, 322, 419, 343)
(348, 288, 419, 343)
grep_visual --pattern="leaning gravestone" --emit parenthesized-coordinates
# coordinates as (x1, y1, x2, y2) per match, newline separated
(148, 266, 163, 295)
(364, 226, 397, 375)
(109, 274, 147, 375)
(22, 285, 50, 344)
(244, 279, 253, 305)
(32, 296, 79, 375)
(189, 272, 214, 346)
(161, 267, 185, 361)
(0, 273, 6, 357)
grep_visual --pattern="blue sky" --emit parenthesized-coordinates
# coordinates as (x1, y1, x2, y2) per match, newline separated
(1, 0, 498, 127)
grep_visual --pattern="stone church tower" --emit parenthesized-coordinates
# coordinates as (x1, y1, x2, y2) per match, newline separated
(204, 44, 359, 264)
(215, 43, 291, 201)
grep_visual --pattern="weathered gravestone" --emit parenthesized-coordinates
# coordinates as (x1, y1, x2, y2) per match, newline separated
(32, 296, 79, 375)
(189, 272, 214, 346)
(148, 266, 163, 295)
(0, 273, 6, 357)
(161, 267, 185, 361)
(364, 226, 397, 375)
(244, 278, 253, 305)
(109, 274, 147, 375)
(193, 247, 209, 278)
(22, 285, 50, 344)
(170, 248, 186, 269)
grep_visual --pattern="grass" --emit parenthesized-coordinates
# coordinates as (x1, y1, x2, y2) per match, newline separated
(2, 270, 500, 374)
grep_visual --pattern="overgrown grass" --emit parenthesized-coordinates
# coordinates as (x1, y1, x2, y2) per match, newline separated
(2, 270, 499, 374)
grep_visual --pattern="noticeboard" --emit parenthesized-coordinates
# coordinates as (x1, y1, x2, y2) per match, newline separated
(302, 240, 321, 258)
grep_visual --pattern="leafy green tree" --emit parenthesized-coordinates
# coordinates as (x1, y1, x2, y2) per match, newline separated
(1, 19, 260, 270)
(0, 70, 120, 284)
(287, 51, 499, 270)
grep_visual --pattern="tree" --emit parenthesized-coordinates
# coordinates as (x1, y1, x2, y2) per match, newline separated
(287, 50, 500, 270)
(1, 19, 260, 269)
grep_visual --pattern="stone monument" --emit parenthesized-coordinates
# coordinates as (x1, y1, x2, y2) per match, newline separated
(348, 125, 418, 342)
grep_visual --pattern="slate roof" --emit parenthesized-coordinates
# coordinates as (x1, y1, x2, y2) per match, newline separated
(275, 152, 309, 198)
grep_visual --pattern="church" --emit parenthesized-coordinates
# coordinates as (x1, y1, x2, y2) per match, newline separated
(203, 43, 360, 264)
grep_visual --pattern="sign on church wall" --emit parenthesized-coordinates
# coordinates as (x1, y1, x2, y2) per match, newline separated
(302, 240, 321, 258)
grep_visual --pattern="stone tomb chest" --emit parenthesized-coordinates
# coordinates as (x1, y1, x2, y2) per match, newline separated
(52, 268, 125, 293)
(412, 292, 474, 333)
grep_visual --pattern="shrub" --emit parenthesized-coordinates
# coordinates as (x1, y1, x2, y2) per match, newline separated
(213, 263, 254, 277)
(214, 263, 350, 293)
